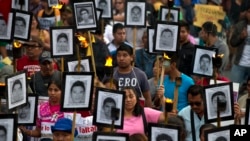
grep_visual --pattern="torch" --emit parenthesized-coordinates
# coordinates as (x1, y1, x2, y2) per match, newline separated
(104, 56, 113, 89)
(110, 107, 120, 133)
(212, 54, 224, 84)
(173, 77, 182, 111)
(217, 96, 227, 127)
(164, 98, 173, 124)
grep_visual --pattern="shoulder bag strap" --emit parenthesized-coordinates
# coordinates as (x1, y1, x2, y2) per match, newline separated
(190, 110, 196, 141)
(142, 108, 148, 135)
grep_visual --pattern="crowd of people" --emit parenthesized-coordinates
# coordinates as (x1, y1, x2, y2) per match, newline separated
(0, 0, 250, 141)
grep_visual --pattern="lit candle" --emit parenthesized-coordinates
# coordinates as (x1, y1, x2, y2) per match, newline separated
(165, 98, 173, 112)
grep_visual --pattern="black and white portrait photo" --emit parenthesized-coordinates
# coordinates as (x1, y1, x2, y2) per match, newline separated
(6, 72, 27, 110)
(50, 27, 74, 57)
(61, 72, 94, 111)
(148, 123, 180, 141)
(192, 46, 217, 77)
(48, 0, 59, 7)
(204, 83, 234, 123)
(17, 95, 37, 125)
(67, 57, 91, 72)
(205, 126, 230, 141)
(0, 13, 13, 41)
(12, 0, 29, 11)
(0, 114, 18, 141)
(93, 132, 129, 141)
(125, 1, 146, 27)
(93, 87, 125, 129)
(154, 22, 179, 52)
(73, 1, 97, 30)
(14, 10, 32, 41)
(147, 27, 158, 54)
(95, 0, 112, 19)
(160, 7, 180, 22)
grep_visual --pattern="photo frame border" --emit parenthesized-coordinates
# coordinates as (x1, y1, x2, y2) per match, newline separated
(11, 0, 29, 11)
(5, 71, 27, 111)
(72, 0, 98, 31)
(148, 123, 181, 141)
(93, 132, 129, 141)
(93, 87, 125, 129)
(50, 26, 75, 58)
(0, 114, 18, 141)
(124, 1, 146, 28)
(94, 0, 113, 19)
(192, 45, 218, 77)
(66, 56, 93, 72)
(159, 6, 180, 23)
(48, 0, 59, 8)
(203, 82, 234, 123)
(244, 98, 250, 125)
(17, 94, 38, 126)
(153, 21, 180, 53)
(0, 11, 15, 42)
(61, 72, 94, 111)
(205, 126, 230, 141)
(13, 9, 33, 41)
(147, 27, 160, 54)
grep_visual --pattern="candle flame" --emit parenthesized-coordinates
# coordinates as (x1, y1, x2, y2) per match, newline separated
(13, 40, 22, 48)
(77, 35, 88, 48)
(165, 98, 173, 103)
(52, 3, 63, 9)
(217, 54, 224, 58)
(0, 83, 5, 86)
(105, 56, 113, 67)
(163, 53, 171, 60)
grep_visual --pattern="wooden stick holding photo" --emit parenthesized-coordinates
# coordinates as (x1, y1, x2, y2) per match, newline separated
(132, 27, 137, 66)
(87, 31, 97, 78)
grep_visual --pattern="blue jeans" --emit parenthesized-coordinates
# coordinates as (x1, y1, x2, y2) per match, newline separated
(230, 64, 250, 84)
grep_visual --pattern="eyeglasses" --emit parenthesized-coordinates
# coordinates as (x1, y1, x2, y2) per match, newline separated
(188, 102, 202, 106)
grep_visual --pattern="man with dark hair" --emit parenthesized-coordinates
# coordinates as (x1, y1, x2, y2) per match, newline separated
(156, 133, 173, 141)
(196, 53, 212, 75)
(214, 136, 227, 141)
(15, 16, 26, 36)
(98, 0, 108, 16)
(100, 97, 116, 120)
(112, 43, 152, 107)
(78, 8, 94, 25)
(177, 20, 195, 76)
(210, 91, 228, 117)
(178, 85, 205, 141)
(130, 6, 142, 22)
(11, 79, 24, 104)
(18, 101, 31, 121)
(159, 28, 174, 49)
(199, 21, 229, 71)
(107, 23, 132, 66)
(0, 125, 7, 141)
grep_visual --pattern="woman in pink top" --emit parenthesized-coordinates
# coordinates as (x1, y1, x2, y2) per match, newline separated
(20, 79, 63, 140)
(116, 86, 165, 135)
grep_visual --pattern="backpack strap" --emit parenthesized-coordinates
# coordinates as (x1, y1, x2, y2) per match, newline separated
(142, 108, 148, 135)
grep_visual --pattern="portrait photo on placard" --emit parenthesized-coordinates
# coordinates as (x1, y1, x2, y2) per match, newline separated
(147, 27, 159, 54)
(14, 10, 32, 41)
(148, 123, 181, 141)
(95, 0, 112, 19)
(48, 0, 59, 7)
(67, 57, 92, 72)
(61, 72, 94, 111)
(204, 82, 234, 123)
(50, 27, 74, 57)
(93, 87, 125, 129)
(205, 126, 230, 141)
(244, 99, 250, 125)
(0, 114, 18, 141)
(12, 0, 29, 11)
(73, 1, 97, 30)
(160, 6, 180, 22)
(93, 132, 129, 141)
(0, 12, 14, 41)
(17, 95, 38, 125)
(125, 1, 146, 27)
(6, 72, 27, 110)
(192, 46, 218, 77)
(154, 22, 179, 52)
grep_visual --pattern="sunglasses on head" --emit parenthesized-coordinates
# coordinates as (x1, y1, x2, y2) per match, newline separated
(188, 102, 202, 106)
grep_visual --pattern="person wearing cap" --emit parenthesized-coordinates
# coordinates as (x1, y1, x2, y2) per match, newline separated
(29, 51, 61, 96)
(51, 118, 78, 141)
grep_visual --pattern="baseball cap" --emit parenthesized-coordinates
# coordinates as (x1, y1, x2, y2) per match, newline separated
(39, 51, 53, 64)
(51, 118, 78, 137)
